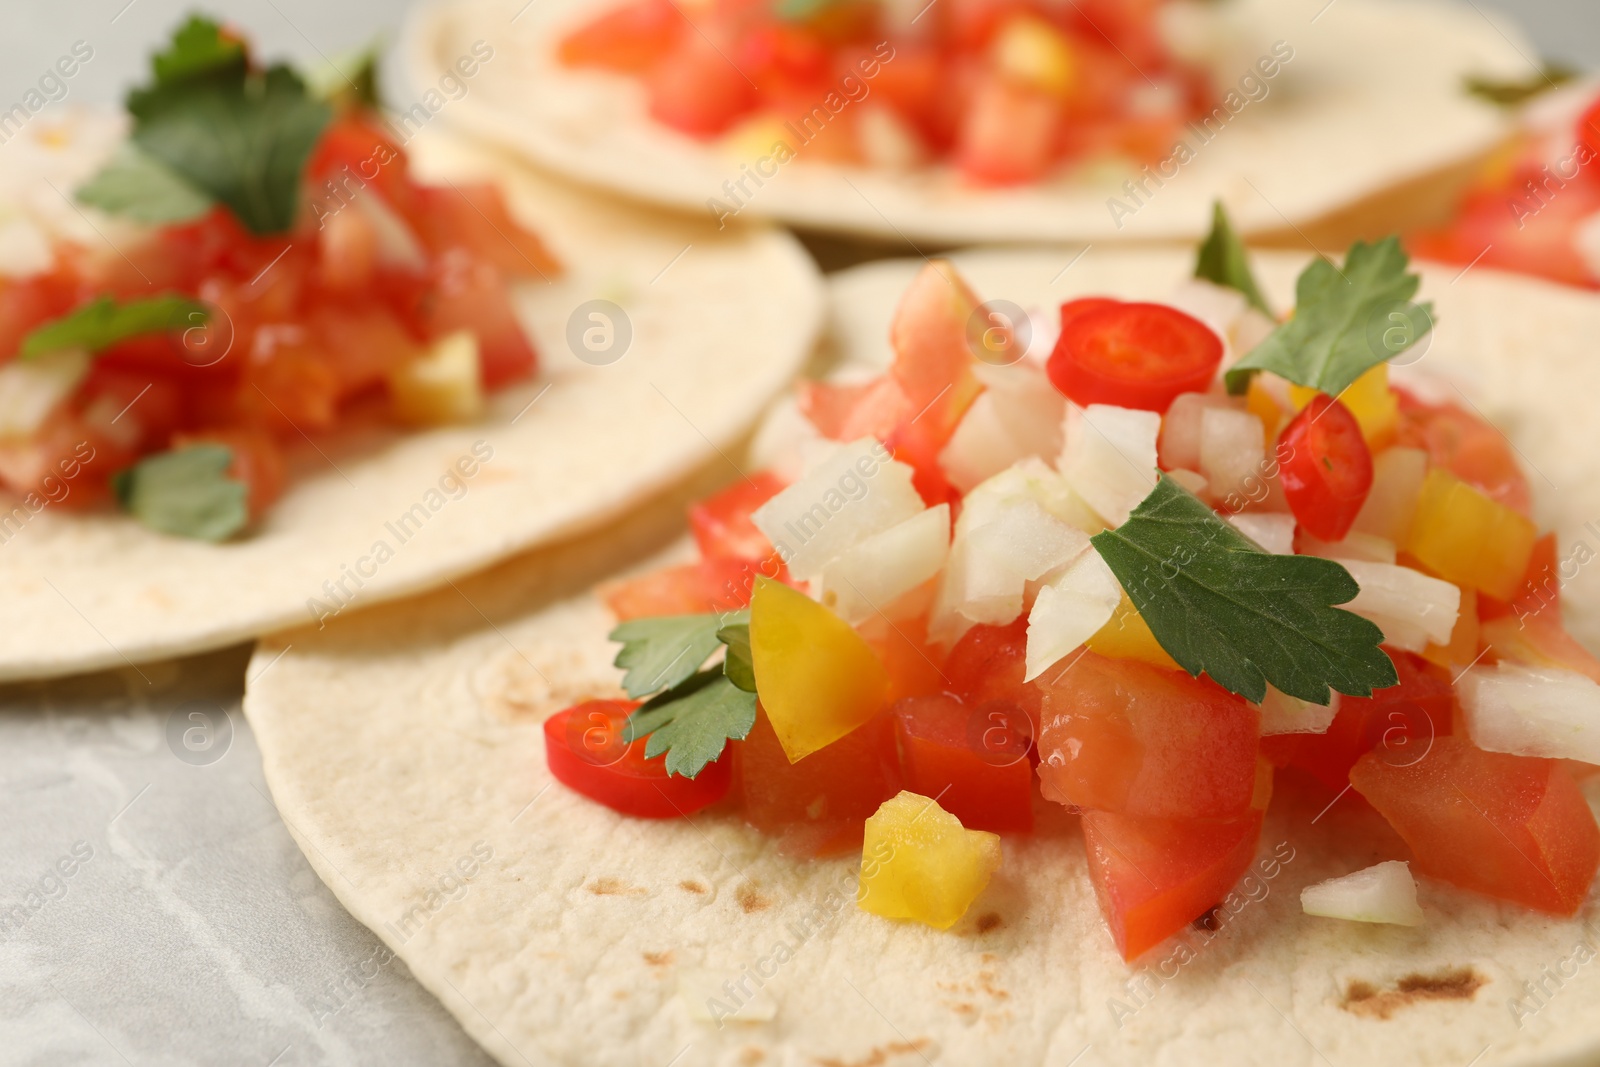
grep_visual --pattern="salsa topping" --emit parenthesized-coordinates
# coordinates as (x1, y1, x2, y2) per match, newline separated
(550, 205, 1600, 956)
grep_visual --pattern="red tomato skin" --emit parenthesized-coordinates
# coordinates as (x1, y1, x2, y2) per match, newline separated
(942, 618, 1042, 734)
(1276, 394, 1373, 542)
(1058, 297, 1121, 333)
(1083, 809, 1264, 960)
(544, 700, 731, 819)
(892, 694, 1034, 833)
(1262, 650, 1455, 791)
(1046, 302, 1224, 414)
(735, 707, 900, 856)
(1351, 737, 1600, 915)
(884, 416, 960, 509)
(689, 471, 787, 562)
(1036, 651, 1260, 818)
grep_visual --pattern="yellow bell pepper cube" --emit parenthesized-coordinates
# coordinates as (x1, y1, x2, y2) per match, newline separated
(1245, 375, 1284, 446)
(858, 791, 1002, 930)
(1086, 592, 1181, 671)
(389, 330, 483, 426)
(1289, 365, 1398, 450)
(750, 577, 889, 763)
(1404, 468, 1536, 601)
(992, 16, 1076, 97)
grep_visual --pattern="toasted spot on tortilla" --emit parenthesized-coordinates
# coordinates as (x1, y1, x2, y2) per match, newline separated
(586, 877, 646, 897)
(813, 1039, 934, 1067)
(737, 882, 772, 913)
(476, 642, 623, 722)
(643, 950, 673, 966)
(680, 879, 709, 894)
(1341, 967, 1486, 1019)
(974, 912, 1003, 934)
(738, 1048, 765, 1066)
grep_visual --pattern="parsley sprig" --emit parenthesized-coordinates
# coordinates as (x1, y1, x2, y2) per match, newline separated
(1225, 237, 1432, 398)
(1091, 475, 1398, 704)
(1194, 202, 1272, 317)
(609, 609, 757, 778)
(79, 16, 332, 235)
(21, 295, 207, 359)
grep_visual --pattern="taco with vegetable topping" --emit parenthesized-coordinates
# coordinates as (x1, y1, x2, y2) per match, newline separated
(247, 212, 1600, 1067)
(0, 16, 821, 681)
(405, 0, 1530, 244)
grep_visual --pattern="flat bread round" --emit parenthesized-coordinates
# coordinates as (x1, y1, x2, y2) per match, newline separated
(403, 0, 1528, 244)
(245, 250, 1600, 1067)
(0, 117, 821, 683)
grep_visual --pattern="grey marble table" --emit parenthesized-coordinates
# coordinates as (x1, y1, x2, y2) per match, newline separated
(0, 647, 495, 1067)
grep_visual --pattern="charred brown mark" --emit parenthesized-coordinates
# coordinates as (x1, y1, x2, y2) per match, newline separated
(1341, 967, 1486, 1019)
(642, 950, 673, 966)
(679, 879, 708, 894)
(975, 912, 1004, 933)
(586, 877, 646, 896)
(814, 1039, 934, 1067)
(737, 882, 773, 913)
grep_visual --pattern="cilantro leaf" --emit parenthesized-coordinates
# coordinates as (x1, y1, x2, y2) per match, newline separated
(718, 621, 755, 691)
(1465, 65, 1577, 107)
(1090, 475, 1398, 704)
(127, 64, 331, 235)
(150, 16, 248, 86)
(1194, 202, 1271, 317)
(1225, 237, 1432, 397)
(22, 295, 207, 359)
(623, 670, 758, 779)
(76, 144, 214, 225)
(112, 445, 248, 542)
(610, 609, 748, 699)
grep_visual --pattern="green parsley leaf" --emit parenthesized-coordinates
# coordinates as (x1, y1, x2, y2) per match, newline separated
(75, 144, 214, 225)
(308, 44, 383, 110)
(1225, 237, 1432, 397)
(774, 0, 844, 21)
(150, 16, 248, 86)
(719, 621, 756, 692)
(21, 295, 208, 359)
(610, 610, 748, 699)
(1194, 201, 1271, 317)
(1090, 474, 1398, 704)
(624, 670, 759, 779)
(1465, 64, 1577, 107)
(112, 445, 249, 542)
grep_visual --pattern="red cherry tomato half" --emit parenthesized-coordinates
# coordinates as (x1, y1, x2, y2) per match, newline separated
(1277, 394, 1374, 542)
(544, 700, 731, 818)
(1047, 301, 1224, 413)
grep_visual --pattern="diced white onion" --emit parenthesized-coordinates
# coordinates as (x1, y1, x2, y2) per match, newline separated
(1301, 861, 1424, 926)
(940, 362, 1065, 493)
(747, 394, 823, 484)
(1351, 447, 1427, 543)
(1460, 663, 1600, 764)
(1163, 279, 1244, 353)
(1228, 512, 1295, 555)
(1025, 547, 1121, 682)
(1255, 686, 1339, 735)
(1340, 560, 1461, 652)
(1232, 308, 1276, 357)
(355, 191, 427, 271)
(1167, 468, 1208, 496)
(1059, 403, 1159, 526)
(1298, 531, 1398, 564)
(0, 347, 90, 439)
(957, 456, 1101, 537)
(946, 497, 1089, 625)
(1199, 407, 1265, 503)
(752, 437, 925, 581)
(1158, 392, 1239, 472)
(817, 504, 950, 625)
(855, 104, 926, 170)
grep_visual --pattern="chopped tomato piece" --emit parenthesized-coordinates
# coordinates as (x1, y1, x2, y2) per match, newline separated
(891, 694, 1034, 833)
(942, 618, 1042, 733)
(1351, 736, 1600, 915)
(860, 611, 946, 705)
(1046, 301, 1223, 414)
(414, 184, 559, 279)
(1082, 810, 1263, 960)
(646, 37, 756, 137)
(735, 708, 899, 856)
(418, 249, 538, 389)
(544, 700, 731, 818)
(1396, 391, 1531, 515)
(956, 76, 1061, 186)
(1479, 532, 1560, 623)
(1263, 650, 1454, 791)
(1481, 614, 1600, 686)
(884, 416, 960, 508)
(796, 376, 912, 442)
(1276, 394, 1373, 542)
(888, 261, 984, 442)
(689, 472, 786, 562)
(0, 268, 81, 361)
(600, 557, 769, 621)
(1036, 652, 1259, 818)
(558, 0, 682, 72)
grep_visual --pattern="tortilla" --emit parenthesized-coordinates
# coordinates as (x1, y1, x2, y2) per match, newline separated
(0, 114, 821, 683)
(402, 0, 1529, 245)
(245, 249, 1600, 1067)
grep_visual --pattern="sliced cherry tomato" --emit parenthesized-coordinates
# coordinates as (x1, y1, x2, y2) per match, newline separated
(734, 707, 899, 856)
(1046, 301, 1223, 414)
(891, 693, 1034, 832)
(1036, 651, 1259, 818)
(1058, 296, 1121, 332)
(689, 471, 786, 562)
(1262, 649, 1454, 791)
(1082, 809, 1263, 960)
(545, 699, 731, 818)
(1351, 736, 1600, 915)
(1276, 393, 1373, 542)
